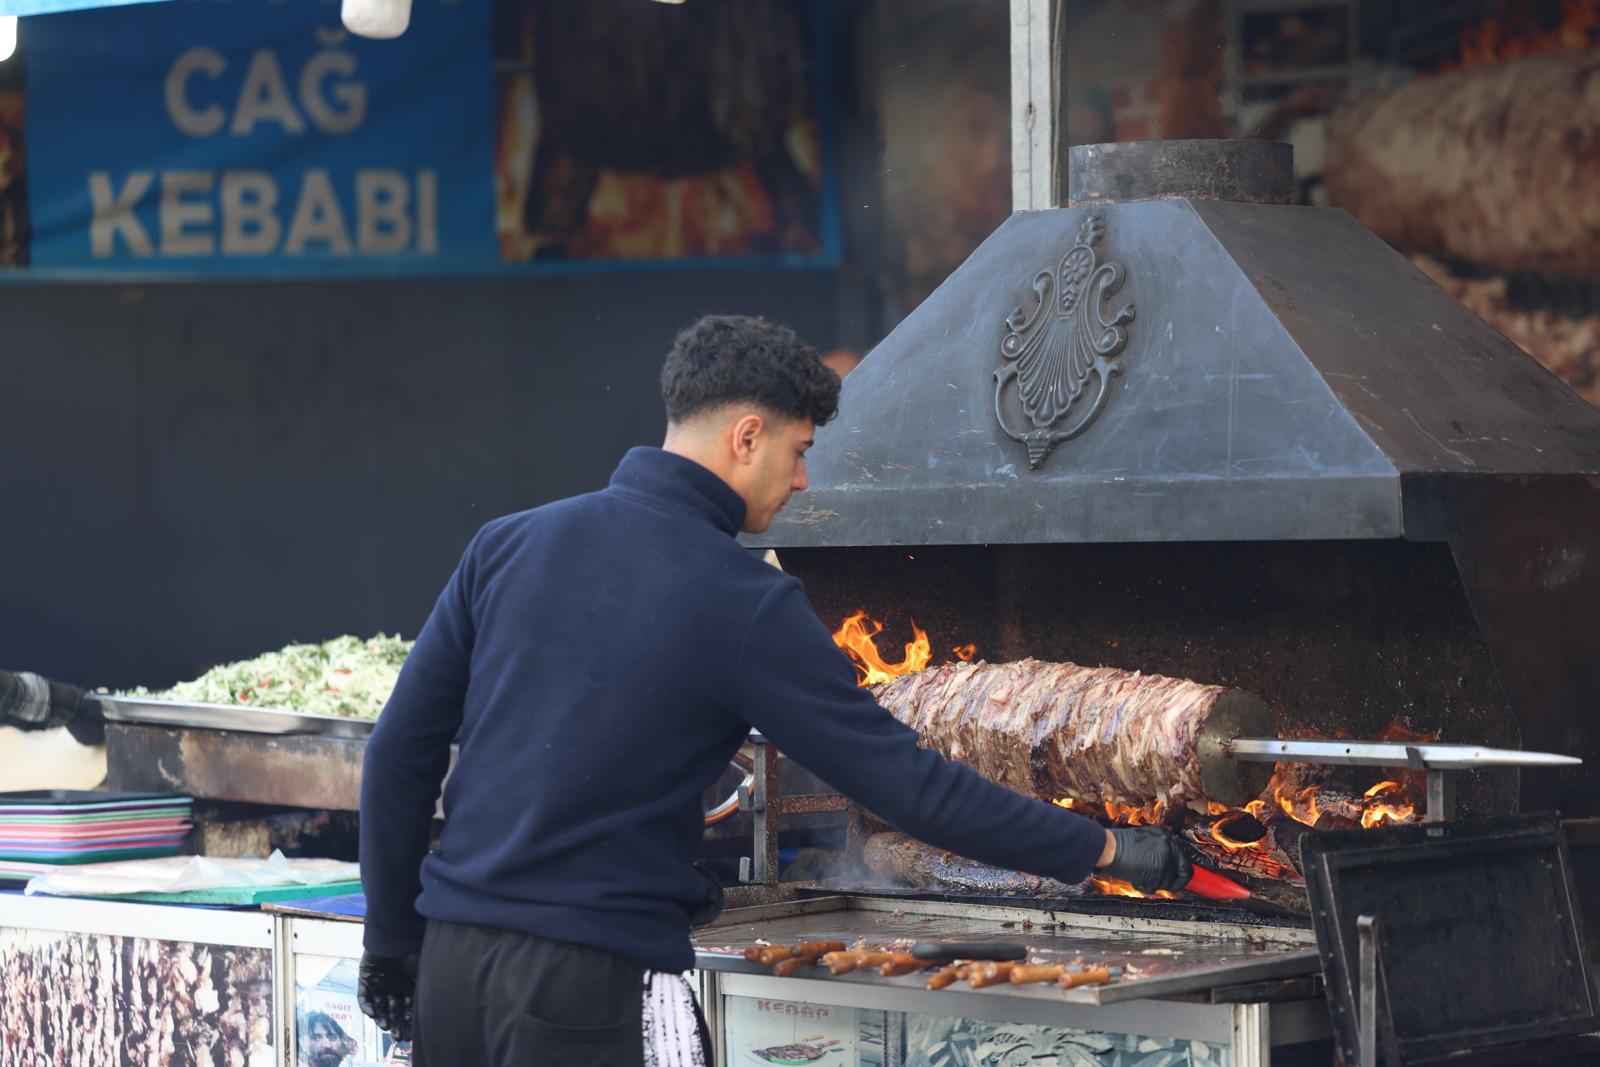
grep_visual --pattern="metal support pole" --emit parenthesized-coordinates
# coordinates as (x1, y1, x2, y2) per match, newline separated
(744, 738, 780, 883)
(1358, 914, 1378, 1067)
(1426, 768, 1456, 823)
(697, 970, 725, 1067)
(274, 914, 294, 1064)
(1230, 1001, 1271, 1067)
(1010, 0, 1064, 210)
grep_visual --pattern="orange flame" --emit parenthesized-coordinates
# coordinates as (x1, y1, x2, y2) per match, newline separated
(952, 644, 978, 662)
(1360, 780, 1417, 828)
(832, 611, 932, 686)
(1052, 796, 1167, 827)
(1090, 876, 1179, 900)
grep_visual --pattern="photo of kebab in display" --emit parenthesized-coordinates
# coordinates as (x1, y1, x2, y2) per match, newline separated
(749, 1037, 842, 1065)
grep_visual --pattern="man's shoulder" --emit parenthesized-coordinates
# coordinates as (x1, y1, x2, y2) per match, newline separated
(721, 552, 813, 624)
(472, 491, 608, 540)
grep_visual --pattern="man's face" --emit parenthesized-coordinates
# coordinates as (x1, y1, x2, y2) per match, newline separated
(739, 416, 814, 534)
(305, 1024, 347, 1067)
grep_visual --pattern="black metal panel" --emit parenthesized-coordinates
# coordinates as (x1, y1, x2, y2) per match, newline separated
(1405, 474, 1600, 815)
(1304, 815, 1597, 1066)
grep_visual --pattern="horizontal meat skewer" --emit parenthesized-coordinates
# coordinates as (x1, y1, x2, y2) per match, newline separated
(873, 659, 1267, 811)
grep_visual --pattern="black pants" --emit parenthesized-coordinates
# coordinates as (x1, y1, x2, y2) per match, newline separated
(412, 919, 709, 1067)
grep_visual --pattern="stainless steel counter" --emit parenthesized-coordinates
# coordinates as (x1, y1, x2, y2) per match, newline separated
(693, 894, 1318, 1007)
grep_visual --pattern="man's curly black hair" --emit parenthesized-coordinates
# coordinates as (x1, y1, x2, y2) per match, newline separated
(661, 314, 841, 427)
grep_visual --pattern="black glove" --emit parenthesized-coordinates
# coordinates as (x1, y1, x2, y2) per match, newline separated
(358, 951, 420, 1042)
(688, 860, 725, 927)
(1102, 826, 1193, 894)
(65, 694, 107, 747)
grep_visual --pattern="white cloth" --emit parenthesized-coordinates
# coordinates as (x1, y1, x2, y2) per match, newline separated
(642, 971, 709, 1067)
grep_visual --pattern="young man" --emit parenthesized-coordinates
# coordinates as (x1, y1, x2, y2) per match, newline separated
(357, 315, 1191, 1066)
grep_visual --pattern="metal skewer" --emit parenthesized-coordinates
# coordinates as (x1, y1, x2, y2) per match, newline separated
(1222, 738, 1581, 823)
(1224, 738, 1582, 770)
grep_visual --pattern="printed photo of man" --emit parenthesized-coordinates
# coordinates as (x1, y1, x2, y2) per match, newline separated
(300, 1011, 355, 1067)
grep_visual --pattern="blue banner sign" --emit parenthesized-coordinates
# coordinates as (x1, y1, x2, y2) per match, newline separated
(24, 0, 494, 273)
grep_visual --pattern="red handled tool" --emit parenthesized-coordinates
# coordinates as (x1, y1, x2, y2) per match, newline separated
(1185, 865, 1251, 900)
(1184, 864, 1303, 918)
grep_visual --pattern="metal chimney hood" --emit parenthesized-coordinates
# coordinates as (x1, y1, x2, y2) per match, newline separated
(754, 140, 1600, 549)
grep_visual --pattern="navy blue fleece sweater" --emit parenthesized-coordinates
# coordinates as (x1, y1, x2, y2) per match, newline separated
(360, 447, 1106, 972)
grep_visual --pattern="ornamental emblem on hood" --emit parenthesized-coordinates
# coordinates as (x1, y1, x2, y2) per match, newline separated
(994, 214, 1136, 469)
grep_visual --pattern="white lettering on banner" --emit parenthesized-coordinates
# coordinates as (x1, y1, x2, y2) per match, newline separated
(160, 34, 371, 138)
(284, 169, 352, 254)
(232, 50, 307, 136)
(165, 47, 227, 137)
(89, 171, 155, 257)
(85, 169, 438, 259)
(418, 169, 437, 254)
(160, 171, 216, 256)
(299, 42, 367, 134)
(356, 170, 408, 254)
(93, 34, 435, 262)
(220, 171, 281, 255)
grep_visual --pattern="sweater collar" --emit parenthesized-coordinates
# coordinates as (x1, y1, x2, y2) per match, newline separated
(608, 447, 747, 536)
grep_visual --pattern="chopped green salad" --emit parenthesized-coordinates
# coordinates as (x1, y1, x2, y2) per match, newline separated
(125, 634, 413, 719)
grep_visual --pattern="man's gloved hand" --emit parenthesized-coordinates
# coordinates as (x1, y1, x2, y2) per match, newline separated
(688, 860, 725, 927)
(64, 692, 107, 747)
(1101, 826, 1194, 894)
(357, 952, 420, 1042)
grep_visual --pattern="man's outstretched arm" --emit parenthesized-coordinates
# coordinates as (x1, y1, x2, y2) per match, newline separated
(739, 579, 1189, 892)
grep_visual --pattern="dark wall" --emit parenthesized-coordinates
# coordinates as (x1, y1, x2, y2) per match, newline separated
(1, 270, 857, 689)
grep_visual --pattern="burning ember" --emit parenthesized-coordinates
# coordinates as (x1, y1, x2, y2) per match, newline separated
(1209, 812, 1270, 852)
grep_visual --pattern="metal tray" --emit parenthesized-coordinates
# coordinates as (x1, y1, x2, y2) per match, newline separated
(99, 695, 376, 739)
(693, 894, 1320, 1006)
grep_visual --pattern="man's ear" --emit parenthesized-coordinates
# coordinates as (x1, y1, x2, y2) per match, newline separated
(730, 412, 765, 464)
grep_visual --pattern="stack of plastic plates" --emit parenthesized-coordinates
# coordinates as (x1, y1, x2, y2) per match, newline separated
(0, 790, 193, 882)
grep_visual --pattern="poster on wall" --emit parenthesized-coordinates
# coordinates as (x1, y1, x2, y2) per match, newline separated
(490, 0, 834, 264)
(0, 926, 273, 1066)
(0, 0, 835, 275)
(723, 995, 887, 1067)
(295, 954, 412, 1066)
